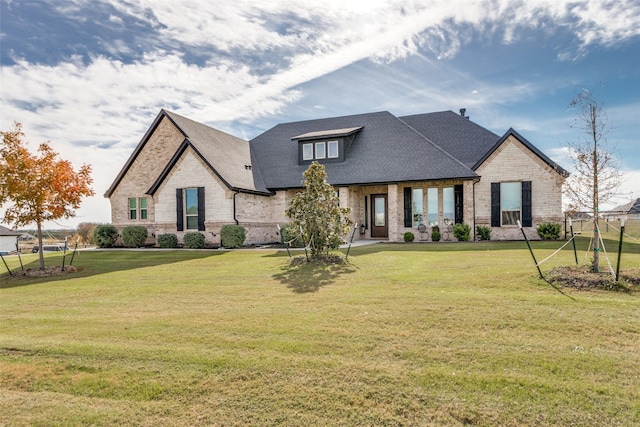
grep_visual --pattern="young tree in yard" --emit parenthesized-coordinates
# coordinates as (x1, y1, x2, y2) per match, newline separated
(285, 162, 353, 259)
(76, 222, 98, 246)
(0, 123, 94, 270)
(564, 88, 622, 272)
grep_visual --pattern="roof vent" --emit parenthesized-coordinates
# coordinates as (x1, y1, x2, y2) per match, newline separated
(459, 108, 469, 119)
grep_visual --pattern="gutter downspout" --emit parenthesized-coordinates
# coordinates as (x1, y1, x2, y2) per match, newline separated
(472, 179, 479, 240)
(233, 190, 240, 225)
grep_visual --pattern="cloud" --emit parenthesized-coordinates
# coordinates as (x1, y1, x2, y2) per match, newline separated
(3, 0, 639, 227)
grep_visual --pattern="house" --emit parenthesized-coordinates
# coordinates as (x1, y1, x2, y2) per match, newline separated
(604, 198, 640, 221)
(0, 225, 20, 255)
(105, 109, 568, 245)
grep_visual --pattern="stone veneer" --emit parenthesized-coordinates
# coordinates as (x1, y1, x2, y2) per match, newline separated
(109, 120, 565, 246)
(474, 135, 566, 240)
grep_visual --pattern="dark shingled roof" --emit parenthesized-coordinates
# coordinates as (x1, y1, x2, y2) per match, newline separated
(250, 111, 478, 190)
(399, 111, 500, 169)
(105, 110, 271, 197)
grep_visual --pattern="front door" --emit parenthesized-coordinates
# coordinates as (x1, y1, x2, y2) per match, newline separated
(371, 194, 388, 238)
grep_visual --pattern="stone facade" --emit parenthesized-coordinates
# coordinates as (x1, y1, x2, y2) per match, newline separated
(110, 116, 184, 228)
(107, 113, 566, 246)
(475, 135, 566, 240)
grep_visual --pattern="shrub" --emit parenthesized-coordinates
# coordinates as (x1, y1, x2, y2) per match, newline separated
(403, 232, 415, 242)
(431, 225, 440, 233)
(279, 223, 305, 248)
(93, 224, 118, 248)
(183, 232, 205, 249)
(157, 233, 178, 248)
(431, 231, 441, 242)
(220, 224, 246, 248)
(122, 226, 148, 248)
(453, 223, 471, 241)
(537, 222, 561, 240)
(476, 225, 491, 241)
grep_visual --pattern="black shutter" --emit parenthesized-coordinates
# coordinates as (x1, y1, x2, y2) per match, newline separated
(403, 187, 412, 227)
(176, 188, 184, 231)
(454, 184, 463, 224)
(522, 181, 532, 227)
(491, 183, 500, 227)
(197, 187, 205, 231)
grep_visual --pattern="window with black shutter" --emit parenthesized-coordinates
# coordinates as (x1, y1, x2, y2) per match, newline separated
(197, 187, 205, 231)
(176, 188, 184, 231)
(522, 181, 532, 227)
(403, 187, 412, 228)
(454, 184, 463, 224)
(491, 183, 501, 227)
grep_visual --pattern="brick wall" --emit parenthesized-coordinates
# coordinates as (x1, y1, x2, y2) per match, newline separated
(475, 135, 566, 240)
(109, 116, 184, 227)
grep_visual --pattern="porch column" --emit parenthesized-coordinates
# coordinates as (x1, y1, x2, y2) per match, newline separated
(388, 184, 398, 241)
(463, 180, 475, 239)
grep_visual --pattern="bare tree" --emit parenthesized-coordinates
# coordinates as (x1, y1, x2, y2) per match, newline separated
(564, 88, 622, 272)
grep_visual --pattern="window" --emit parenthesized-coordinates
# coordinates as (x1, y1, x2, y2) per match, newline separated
(327, 140, 339, 158)
(185, 188, 199, 230)
(139, 197, 147, 220)
(412, 188, 424, 226)
(128, 198, 137, 220)
(177, 187, 205, 231)
(492, 181, 531, 227)
(403, 187, 424, 227)
(427, 188, 438, 226)
(303, 143, 313, 160)
(500, 182, 521, 226)
(299, 140, 342, 162)
(128, 197, 148, 220)
(443, 187, 454, 226)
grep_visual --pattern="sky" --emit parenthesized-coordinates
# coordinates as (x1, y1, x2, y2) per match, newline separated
(1, 0, 639, 230)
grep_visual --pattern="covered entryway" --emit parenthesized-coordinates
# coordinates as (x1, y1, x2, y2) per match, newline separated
(370, 194, 388, 238)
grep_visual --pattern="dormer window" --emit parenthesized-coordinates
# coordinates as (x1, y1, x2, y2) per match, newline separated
(302, 143, 313, 160)
(327, 140, 339, 158)
(293, 126, 363, 165)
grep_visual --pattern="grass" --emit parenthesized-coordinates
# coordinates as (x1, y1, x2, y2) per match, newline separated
(1, 237, 639, 426)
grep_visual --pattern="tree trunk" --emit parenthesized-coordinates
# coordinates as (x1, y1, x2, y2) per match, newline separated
(37, 221, 45, 270)
(591, 104, 600, 272)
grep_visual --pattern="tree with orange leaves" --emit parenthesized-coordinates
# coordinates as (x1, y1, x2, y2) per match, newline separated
(1, 123, 94, 270)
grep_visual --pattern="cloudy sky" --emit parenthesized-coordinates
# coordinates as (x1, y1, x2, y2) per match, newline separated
(1, 0, 639, 229)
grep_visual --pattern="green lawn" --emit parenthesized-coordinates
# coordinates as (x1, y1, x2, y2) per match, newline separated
(1, 238, 639, 426)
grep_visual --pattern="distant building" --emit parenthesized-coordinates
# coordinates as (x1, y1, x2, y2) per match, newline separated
(18, 232, 37, 241)
(0, 225, 20, 255)
(604, 198, 640, 220)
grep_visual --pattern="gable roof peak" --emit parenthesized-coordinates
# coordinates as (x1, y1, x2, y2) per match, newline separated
(474, 128, 569, 176)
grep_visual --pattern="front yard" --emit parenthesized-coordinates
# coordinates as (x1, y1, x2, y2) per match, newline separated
(1, 238, 639, 426)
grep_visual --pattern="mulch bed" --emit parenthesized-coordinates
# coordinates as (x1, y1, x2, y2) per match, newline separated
(8, 265, 79, 278)
(547, 266, 640, 291)
(289, 254, 346, 265)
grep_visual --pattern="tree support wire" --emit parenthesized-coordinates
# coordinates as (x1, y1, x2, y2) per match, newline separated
(15, 243, 24, 271)
(615, 220, 625, 283)
(0, 252, 12, 276)
(518, 220, 544, 279)
(344, 223, 358, 261)
(536, 236, 576, 267)
(569, 218, 578, 265)
(594, 220, 616, 280)
(519, 220, 575, 300)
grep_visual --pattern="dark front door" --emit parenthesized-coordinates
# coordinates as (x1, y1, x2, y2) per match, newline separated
(371, 194, 388, 238)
